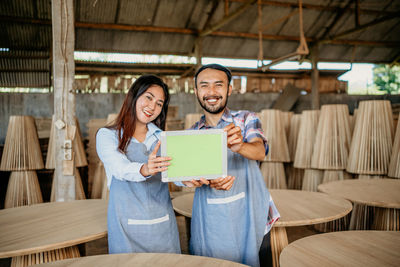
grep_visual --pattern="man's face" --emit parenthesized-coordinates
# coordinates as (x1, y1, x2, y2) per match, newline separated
(195, 68, 232, 114)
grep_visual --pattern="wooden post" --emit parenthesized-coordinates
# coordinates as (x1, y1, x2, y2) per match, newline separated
(52, 0, 76, 201)
(311, 45, 319, 110)
(194, 37, 203, 113)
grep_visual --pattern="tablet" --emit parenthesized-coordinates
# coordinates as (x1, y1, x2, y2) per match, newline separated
(161, 129, 227, 182)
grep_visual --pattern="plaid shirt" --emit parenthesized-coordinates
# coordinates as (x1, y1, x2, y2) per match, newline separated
(191, 108, 269, 155)
(190, 108, 280, 233)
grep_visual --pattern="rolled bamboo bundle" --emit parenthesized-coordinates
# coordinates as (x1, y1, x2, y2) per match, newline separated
(349, 204, 374, 230)
(301, 169, 323, 191)
(285, 164, 304, 190)
(260, 109, 290, 162)
(388, 115, 400, 178)
(281, 111, 293, 139)
(87, 118, 107, 163)
(349, 109, 357, 135)
(347, 100, 394, 175)
(260, 162, 287, 189)
(357, 174, 384, 179)
(50, 168, 86, 201)
(91, 162, 107, 199)
(372, 207, 399, 231)
(294, 110, 320, 169)
(4, 171, 43, 208)
(322, 170, 352, 184)
(101, 173, 109, 200)
(106, 113, 118, 126)
(11, 244, 80, 267)
(311, 105, 351, 170)
(314, 214, 350, 233)
(184, 113, 203, 129)
(87, 118, 107, 196)
(46, 116, 88, 169)
(288, 114, 301, 162)
(0, 116, 44, 171)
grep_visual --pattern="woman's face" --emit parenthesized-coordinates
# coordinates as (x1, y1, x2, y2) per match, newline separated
(135, 85, 165, 126)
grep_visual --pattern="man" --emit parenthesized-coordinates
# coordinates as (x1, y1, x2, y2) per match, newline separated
(189, 64, 280, 267)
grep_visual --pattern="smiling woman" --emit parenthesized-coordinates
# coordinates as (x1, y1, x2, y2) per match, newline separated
(95, 75, 181, 255)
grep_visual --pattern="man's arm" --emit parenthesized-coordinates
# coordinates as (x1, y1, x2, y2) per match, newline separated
(225, 123, 266, 161)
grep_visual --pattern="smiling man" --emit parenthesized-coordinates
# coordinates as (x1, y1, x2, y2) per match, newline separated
(188, 64, 280, 267)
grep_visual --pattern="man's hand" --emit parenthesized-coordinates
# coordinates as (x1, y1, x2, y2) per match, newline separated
(209, 176, 235, 191)
(224, 123, 243, 153)
(140, 141, 171, 177)
(182, 178, 210, 187)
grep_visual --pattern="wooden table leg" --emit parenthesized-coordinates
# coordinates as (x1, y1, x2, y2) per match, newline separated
(349, 203, 374, 230)
(11, 246, 80, 267)
(372, 207, 399, 231)
(270, 227, 288, 267)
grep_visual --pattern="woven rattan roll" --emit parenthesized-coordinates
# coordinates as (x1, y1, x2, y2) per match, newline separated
(184, 113, 203, 129)
(285, 164, 304, 190)
(301, 169, 323, 192)
(4, 171, 43, 208)
(260, 162, 287, 189)
(50, 168, 86, 201)
(293, 110, 320, 169)
(288, 114, 301, 162)
(260, 109, 290, 162)
(388, 114, 400, 178)
(46, 116, 88, 169)
(347, 100, 394, 175)
(322, 170, 352, 184)
(0, 116, 44, 171)
(311, 104, 351, 170)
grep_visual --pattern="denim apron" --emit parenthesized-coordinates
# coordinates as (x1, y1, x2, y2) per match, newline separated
(190, 116, 273, 267)
(107, 140, 180, 254)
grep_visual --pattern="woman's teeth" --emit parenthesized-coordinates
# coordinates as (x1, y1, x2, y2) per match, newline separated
(144, 110, 153, 117)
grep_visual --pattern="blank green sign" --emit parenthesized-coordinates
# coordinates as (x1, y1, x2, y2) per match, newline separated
(166, 134, 222, 177)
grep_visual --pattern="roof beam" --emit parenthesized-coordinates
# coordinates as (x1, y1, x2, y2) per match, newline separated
(230, 0, 398, 16)
(1, 16, 399, 48)
(200, 0, 257, 37)
(319, 14, 400, 44)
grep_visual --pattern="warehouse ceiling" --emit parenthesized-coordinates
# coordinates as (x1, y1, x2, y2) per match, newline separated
(0, 0, 400, 87)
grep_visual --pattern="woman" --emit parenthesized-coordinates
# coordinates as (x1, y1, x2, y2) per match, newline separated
(96, 74, 180, 254)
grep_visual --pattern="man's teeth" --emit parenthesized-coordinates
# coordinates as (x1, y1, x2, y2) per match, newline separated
(207, 99, 217, 103)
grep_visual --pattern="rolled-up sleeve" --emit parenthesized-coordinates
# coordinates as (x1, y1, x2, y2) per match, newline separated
(244, 112, 269, 155)
(96, 128, 147, 187)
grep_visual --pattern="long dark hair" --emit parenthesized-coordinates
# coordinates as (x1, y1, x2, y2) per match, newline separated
(108, 74, 170, 153)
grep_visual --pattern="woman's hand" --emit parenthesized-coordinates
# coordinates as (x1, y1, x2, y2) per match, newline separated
(140, 141, 171, 177)
(209, 176, 235, 190)
(182, 178, 210, 187)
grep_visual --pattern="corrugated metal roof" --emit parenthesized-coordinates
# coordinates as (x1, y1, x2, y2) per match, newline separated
(0, 0, 399, 88)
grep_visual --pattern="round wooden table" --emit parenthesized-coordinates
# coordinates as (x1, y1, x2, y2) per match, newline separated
(30, 253, 249, 267)
(0, 200, 108, 266)
(280, 231, 400, 267)
(318, 178, 400, 231)
(172, 190, 352, 267)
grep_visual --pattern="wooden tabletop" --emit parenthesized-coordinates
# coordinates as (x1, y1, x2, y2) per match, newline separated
(31, 253, 249, 267)
(0, 199, 108, 258)
(318, 178, 400, 208)
(280, 231, 400, 267)
(171, 190, 352, 227)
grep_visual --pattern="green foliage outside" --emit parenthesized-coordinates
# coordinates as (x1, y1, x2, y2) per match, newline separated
(373, 64, 400, 95)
